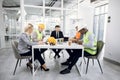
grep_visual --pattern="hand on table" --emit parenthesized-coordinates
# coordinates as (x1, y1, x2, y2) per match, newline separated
(77, 40, 83, 45)
(38, 41, 44, 45)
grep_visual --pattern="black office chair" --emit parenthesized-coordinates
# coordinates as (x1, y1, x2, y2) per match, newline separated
(85, 41, 104, 74)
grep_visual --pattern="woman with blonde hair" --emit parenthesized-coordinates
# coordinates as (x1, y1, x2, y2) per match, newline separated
(18, 23, 49, 72)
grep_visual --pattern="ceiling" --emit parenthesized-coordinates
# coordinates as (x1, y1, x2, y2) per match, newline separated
(2, 0, 109, 17)
(2, 0, 79, 16)
(2, 0, 76, 7)
(2, 0, 109, 7)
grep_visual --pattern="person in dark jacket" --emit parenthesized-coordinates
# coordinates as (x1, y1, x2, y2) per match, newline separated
(51, 25, 64, 59)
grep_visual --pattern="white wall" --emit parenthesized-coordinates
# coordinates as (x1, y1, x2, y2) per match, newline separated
(0, 0, 5, 48)
(64, 0, 95, 36)
(104, 0, 120, 63)
(78, 0, 94, 32)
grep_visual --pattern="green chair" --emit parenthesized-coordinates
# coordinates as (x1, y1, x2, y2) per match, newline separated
(85, 41, 104, 74)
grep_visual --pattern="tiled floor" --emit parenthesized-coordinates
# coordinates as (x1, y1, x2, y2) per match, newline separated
(0, 41, 120, 80)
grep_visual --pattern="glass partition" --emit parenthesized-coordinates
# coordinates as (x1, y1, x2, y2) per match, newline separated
(25, 7, 43, 16)
(2, 0, 80, 41)
(24, 0, 43, 6)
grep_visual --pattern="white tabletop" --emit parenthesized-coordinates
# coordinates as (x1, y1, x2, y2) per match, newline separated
(32, 42, 84, 49)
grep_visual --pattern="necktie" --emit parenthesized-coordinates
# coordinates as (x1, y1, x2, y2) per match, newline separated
(56, 32, 59, 38)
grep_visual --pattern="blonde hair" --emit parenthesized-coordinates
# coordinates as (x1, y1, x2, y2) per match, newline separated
(24, 23, 33, 32)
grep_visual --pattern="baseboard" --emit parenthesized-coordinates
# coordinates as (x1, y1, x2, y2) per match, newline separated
(104, 57, 120, 66)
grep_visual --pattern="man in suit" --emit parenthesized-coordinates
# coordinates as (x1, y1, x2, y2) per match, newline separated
(51, 25, 64, 59)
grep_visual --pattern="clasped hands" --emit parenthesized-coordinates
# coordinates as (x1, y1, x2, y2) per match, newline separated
(69, 38, 83, 45)
(38, 40, 44, 45)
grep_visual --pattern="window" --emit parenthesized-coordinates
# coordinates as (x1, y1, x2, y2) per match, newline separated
(22, 0, 79, 36)
(93, 4, 108, 41)
(3, 0, 79, 39)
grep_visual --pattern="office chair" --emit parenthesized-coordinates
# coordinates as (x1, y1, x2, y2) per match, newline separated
(11, 40, 31, 75)
(85, 41, 104, 74)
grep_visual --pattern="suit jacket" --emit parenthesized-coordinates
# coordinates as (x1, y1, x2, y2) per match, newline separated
(50, 30, 64, 39)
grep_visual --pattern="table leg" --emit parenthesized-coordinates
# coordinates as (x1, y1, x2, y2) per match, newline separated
(75, 63, 81, 76)
(75, 48, 84, 76)
(32, 47, 35, 76)
(81, 48, 84, 75)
